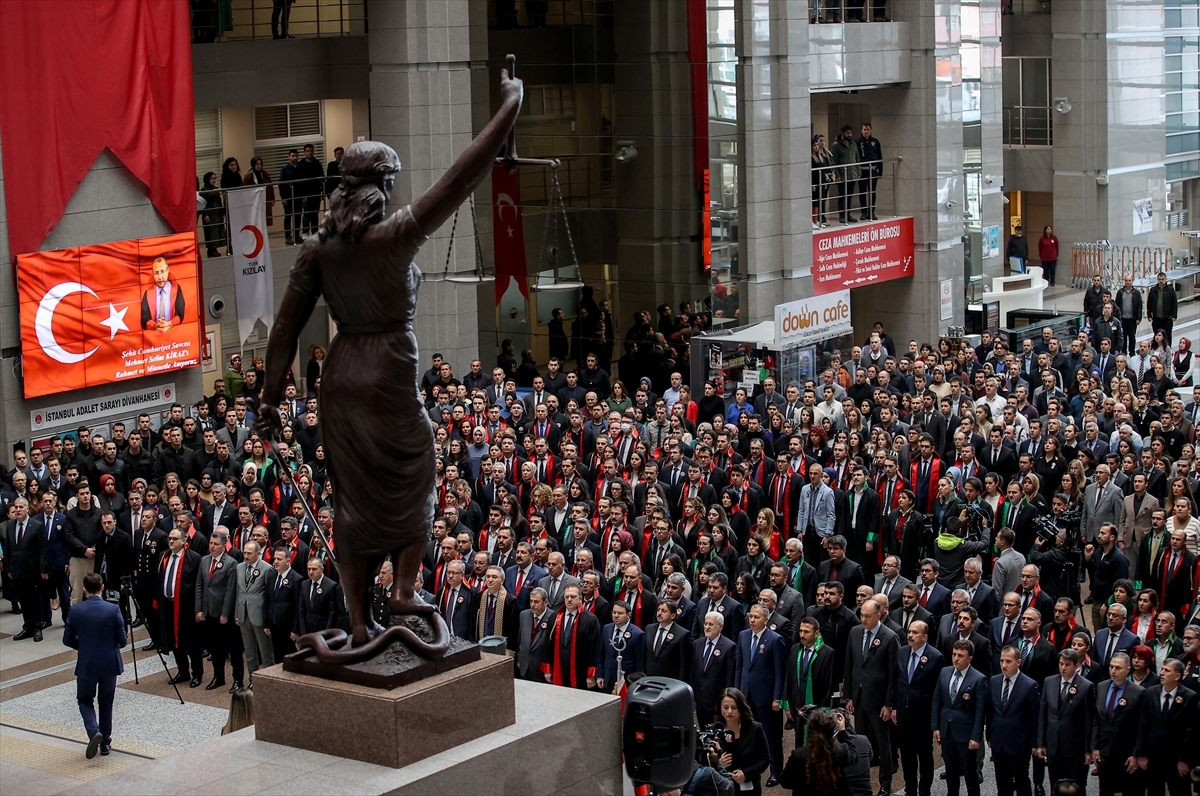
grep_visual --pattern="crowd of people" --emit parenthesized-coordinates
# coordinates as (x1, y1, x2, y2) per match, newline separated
(3, 277, 1200, 790)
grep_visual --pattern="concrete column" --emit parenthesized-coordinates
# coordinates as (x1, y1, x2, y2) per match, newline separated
(980, 0, 1007, 280)
(852, 0, 966, 343)
(366, 0, 491, 368)
(1051, 0, 1166, 254)
(612, 0, 703, 319)
(736, 0, 814, 324)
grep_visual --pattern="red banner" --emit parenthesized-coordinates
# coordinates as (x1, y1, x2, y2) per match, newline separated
(18, 233, 202, 399)
(812, 217, 915, 295)
(0, 0, 196, 258)
(492, 164, 529, 305)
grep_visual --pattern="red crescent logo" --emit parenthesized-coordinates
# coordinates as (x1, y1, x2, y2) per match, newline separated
(241, 225, 264, 258)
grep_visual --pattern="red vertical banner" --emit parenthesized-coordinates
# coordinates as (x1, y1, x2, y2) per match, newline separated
(491, 164, 529, 306)
(702, 169, 713, 272)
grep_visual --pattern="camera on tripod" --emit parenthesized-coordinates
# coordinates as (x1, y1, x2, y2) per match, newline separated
(1033, 504, 1082, 547)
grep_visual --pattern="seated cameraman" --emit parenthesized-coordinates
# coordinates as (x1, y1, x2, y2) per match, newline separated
(1030, 494, 1076, 601)
(778, 708, 862, 796)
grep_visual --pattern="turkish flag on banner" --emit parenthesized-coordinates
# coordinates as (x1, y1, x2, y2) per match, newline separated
(0, 0, 196, 258)
(492, 164, 529, 306)
(17, 233, 202, 399)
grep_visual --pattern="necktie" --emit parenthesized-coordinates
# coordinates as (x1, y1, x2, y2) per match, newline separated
(209, 559, 218, 578)
(1003, 677, 1012, 706)
(444, 588, 456, 627)
(1138, 358, 1145, 381)
(515, 570, 525, 596)
(1004, 620, 1015, 644)
(751, 634, 759, 663)
(1104, 634, 1117, 664)
(862, 629, 872, 655)
(1106, 684, 1119, 718)
(613, 625, 621, 645)
(275, 574, 283, 593)
(16, 521, 24, 546)
(165, 554, 179, 598)
(563, 613, 575, 647)
(908, 650, 918, 682)
(654, 626, 665, 655)
(951, 670, 962, 700)
(920, 585, 930, 607)
(1061, 679, 1070, 703)
(704, 639, 715, 668)
(883, 580, 892, 599)
(1162, 692, 1172, 718)
(158, 286, 168, 321)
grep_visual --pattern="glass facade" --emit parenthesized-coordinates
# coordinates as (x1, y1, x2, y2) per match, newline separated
(1165, 0, 1199, 179)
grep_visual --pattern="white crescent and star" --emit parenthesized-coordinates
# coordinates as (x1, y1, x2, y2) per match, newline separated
(34, 281, 129, 364)
(497, 193, 517, 239)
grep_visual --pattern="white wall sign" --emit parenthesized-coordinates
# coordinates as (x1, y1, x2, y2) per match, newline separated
(30, 382, 177, 433)
(775, 290, 852, 346)
(940, 279, 954, 321)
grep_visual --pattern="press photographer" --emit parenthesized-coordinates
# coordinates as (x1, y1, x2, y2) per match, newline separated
(658, 725, 737, 796)
(95, 510, 134, 622)
(778, 708, 860, 796)
(1031, 495, 1083, 605)
(932, 481, 989, 587)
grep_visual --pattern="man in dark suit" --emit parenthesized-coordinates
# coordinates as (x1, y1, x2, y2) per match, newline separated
(63, 573, 126, 758)
(437, 560, 476, 640)
(295, 556, 338, 636)
(1134, 658, 1198, 796)
(781, 616, 838, 743)
(517, 587, 557, 681)
(817, 535, 867, 595)
(1036, 648, 1096, 789)
(735, 604, 788, 785)
(690, 609, 737, 723)
(4, 497, 46, 641)
(644, 599, 690, 679)
(266, 547, 301, 662)
(932, 639, 988, 796)
(940, 606, 994, 677)
(844, 598, 899, 794)
(839, 467, 881, 572)
(894, 620, 946, 796)
(960, 558, 1000, 623)
(94, 512, 134, 609)
(875, 555, 913, 610)
(139, 256, 186, 332)
(1155, 530, 1197, 619)
(982, 427, 1018, 484)
(503, 542, 547, 612)
(916, 558, 953, 620)
(692, 572, 745, 641)
(130, 510, 166, 649)
(1092, 603, 1139, 674)
(157, 528, 203, 687)
(195, 530, 243, 691)
(989, 593, 1024, 674)
(200, 482, 239, 539)
(897, 583, 938, 644)
(1016, 564, 1055, 624)
(1091, 652, 1144, 796)
(758, 588, 794, 644)
(597, 600, 645, 693)
(988, 644, 1041, 796)
(30, 493, 70, 628)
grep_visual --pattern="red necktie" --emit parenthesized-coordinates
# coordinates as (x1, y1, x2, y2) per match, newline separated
(515, 570, 525, 595)
(920, 586, 930, 607)
(209, 559, 217, 578)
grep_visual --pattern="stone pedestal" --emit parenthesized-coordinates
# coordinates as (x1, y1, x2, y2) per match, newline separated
(255, 653, 515, 768)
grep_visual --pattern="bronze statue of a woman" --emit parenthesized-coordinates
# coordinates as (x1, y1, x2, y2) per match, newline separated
(255, 66, 523, 653)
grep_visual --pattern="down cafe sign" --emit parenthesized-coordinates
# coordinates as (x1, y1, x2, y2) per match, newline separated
(775, 290, 852, 347)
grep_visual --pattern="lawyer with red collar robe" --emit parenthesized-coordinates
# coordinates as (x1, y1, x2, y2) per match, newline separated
(541, 583, 602, 689)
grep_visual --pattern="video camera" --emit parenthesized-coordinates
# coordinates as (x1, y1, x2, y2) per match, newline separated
(1033, 504, 1082, 547)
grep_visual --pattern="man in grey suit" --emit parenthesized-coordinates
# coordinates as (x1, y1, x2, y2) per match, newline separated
(1082, 464, 1123, 543)
(537, 552, 579, 610)
(235, 540, 275, 681)
(991, 528, 1025, 600)
(875, 554, 912, 609)
(516, 587, 556, 681)
(845, 599, 900, 794)
(1035, 647, 1095, 789)
(195, 530, 243, 691)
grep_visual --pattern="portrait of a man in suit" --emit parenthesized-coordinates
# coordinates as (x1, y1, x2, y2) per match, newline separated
(141, 256, 186, 332)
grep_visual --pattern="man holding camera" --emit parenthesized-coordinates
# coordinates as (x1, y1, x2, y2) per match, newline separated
(63, 572, 125, 759)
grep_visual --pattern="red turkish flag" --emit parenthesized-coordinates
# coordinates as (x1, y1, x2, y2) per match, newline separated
(492, 164, 529, 305)
(0, 0, 196, 257)
(17, 233, 201, 399)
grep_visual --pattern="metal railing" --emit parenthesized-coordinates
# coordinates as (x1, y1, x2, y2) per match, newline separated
(1070, 243, 1176, 289)
(809, 157, 900, 226)
(809, 0, 892, 22)
(191, 0, 366, 43)
(1002, 0, 1051, 13)
(1003, 107, 1053, 147)
(197, 174, 334, 256)
(489, 0, 614, 29)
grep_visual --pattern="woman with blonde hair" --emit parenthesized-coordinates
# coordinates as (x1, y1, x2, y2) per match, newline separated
(221, 689, 255, 735)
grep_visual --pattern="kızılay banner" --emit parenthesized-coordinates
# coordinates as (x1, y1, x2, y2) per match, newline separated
(812, 217, 914, 295)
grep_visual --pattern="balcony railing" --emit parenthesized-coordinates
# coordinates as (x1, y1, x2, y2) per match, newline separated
(191, 0, 365, 43)
(808, 158, 902, 227)
(1002, 0, 1051, 14)
(1003, 107, 1053, 147)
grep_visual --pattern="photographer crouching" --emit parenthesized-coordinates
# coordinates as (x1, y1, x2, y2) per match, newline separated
(932, 480, 989, 588)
